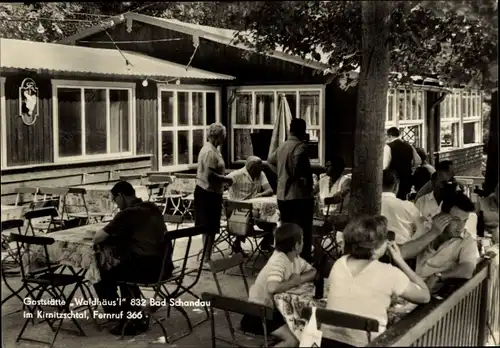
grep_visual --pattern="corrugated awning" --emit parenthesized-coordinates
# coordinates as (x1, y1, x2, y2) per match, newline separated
(0, 38, 235, 80)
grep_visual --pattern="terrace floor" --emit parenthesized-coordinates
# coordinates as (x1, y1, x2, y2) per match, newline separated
(1, 237, 263, 348)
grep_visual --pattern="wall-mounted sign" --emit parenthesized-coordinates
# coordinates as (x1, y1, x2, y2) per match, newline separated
(19, 78, 39, 126)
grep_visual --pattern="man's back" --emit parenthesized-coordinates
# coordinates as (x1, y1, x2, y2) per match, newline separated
(274, 137, 313, 201)
(103, 200, 168, 260)
(388, 139, 414, 178)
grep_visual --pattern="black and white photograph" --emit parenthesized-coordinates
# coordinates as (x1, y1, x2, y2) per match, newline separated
(0, 1, 498, 347)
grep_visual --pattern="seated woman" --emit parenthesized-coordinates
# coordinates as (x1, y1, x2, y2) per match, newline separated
(314, 157, 351, 215)
(476, 184, 499, 244)
(241, 223, 316, 347)
(322, 216, 430, 347)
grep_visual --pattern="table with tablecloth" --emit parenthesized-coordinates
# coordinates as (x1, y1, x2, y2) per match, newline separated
(23, 223, 117, 283)
(23, 221, 190, 284)
(274, 282, 417, 341)
(65, 184, 149, 215)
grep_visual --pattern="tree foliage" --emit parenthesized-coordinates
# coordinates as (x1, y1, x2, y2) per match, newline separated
(0, 2, 255, 43)
(235, 1, 498, 89)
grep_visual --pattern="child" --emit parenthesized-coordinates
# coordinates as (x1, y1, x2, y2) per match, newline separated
(241, 223, 317, 347)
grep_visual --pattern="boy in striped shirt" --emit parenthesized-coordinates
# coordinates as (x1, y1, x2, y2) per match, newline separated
(241, 223, 317, 346)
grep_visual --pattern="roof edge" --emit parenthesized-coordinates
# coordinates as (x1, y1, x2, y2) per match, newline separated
(58, 12, 329, 71)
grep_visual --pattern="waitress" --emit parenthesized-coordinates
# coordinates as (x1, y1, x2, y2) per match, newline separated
(195, 123, 232, 266)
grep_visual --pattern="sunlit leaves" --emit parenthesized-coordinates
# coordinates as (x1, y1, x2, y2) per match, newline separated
(237, 1, 497, 89)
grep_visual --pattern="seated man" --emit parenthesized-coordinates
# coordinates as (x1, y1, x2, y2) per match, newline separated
(414, 193, 479, 291)
(93, 181, 173, 336)
(414, 160, 455, 201)
(381, 169, 426, 244)
(314, 156, 351, 215)
(226, 156, 274, 253)
(398, 193, 479, 292)
(241, 223, 316, 347)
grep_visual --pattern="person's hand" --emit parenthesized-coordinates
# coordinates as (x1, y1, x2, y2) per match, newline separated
(387, 242, 405, 265)
(425, 274, 440, 290)
(432, 213, 453, 233)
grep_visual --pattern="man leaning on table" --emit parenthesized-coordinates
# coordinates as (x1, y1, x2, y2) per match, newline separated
(268, 118, 315, 262)
(92, 181, 174, 336)
(226, 156, 274, 253)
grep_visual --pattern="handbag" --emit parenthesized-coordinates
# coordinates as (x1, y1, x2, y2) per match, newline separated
(299, 306, 323, 347)
(227, 209, 254, 237)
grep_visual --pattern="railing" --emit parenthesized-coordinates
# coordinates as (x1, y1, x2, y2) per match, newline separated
(367, 257, 498, 347)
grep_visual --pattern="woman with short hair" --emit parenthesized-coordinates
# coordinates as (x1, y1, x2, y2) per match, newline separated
(195, 123, 232, 265)
(322, 216, 430, 347)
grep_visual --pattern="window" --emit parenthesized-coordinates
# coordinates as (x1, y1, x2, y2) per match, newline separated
(385, 88, 426, 148)
(53, 80, 134, 161)
(159, 87, 219, 168)
(440, 92, 460, 148)
(439, 89, 482, 149)
(231, 86, 324, 164)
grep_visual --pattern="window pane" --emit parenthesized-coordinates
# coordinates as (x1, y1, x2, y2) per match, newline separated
(284, 93, 297, 119)
(463, 122, 477, 144)
(192, 92, 204, 126)
(178, 130, 189, 164)
(387, 93, 393, 121)
(192, 129, 204, 163)
(233, 128, 253, 161)
(84, 89, 107, 155)
(235, 93, 252, 124)
(406, 91, 413, 121)
(440, 122, 459, 148)
(256, 93, 275, 125)
(206, 92, 216, 125)
(178, 92, 189, 126)
(161, 131, 174, 166)
(109, 89, 129, 153)
(299, 92, 320, 126)
(400, 125, 421, 148)
(398, 90, 406, 121)
(250, 129, 273, 160)
(161, 91, 174, 127)
(57, 88, 82, 157)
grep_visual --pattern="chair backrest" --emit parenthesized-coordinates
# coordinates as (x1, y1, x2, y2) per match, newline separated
(36, 188, 68, 216)
(174, 173, 197, 179)
(14, 187, 38, 207)
(24, 207, 59, 235)
(164, 214, 183, 225)
(65, 187, 90, 217)
(301, 307, 379, 342)
(165, 225, 208, 289)
(209, 253, 249, 294)
(1, 219, 24, 232)
(202, 292, 274, 319)
(10, 232, 56, 280)
(225, 200, 253, 218)
(146, 182, 169, 202)
(148, 175, 173, 184)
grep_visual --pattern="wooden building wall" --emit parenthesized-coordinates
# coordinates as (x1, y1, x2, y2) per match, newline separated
(0, 71, 157, 203)
(4, 74, 53, 166)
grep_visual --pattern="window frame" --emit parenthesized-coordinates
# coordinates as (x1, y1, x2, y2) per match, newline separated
(51, 79, 136, 163)
(439, 88, 482, 151)
(157, 84, 221, 172)
(228, 84, 325, 165)
(0, 76, 6, 169)
(385, 87, 427, 149)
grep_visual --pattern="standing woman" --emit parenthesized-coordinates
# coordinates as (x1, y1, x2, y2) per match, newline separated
(195, 123, 232, 266)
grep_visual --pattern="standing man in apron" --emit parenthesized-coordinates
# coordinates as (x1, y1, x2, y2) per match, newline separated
(383, 127, 422, 200)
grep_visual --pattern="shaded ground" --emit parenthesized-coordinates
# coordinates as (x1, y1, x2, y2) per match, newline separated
(2, 236, 266, 348)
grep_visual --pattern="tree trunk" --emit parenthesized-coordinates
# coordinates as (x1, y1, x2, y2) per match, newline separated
(484, 90, 498, 195)
(349, 1, 391, 219)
